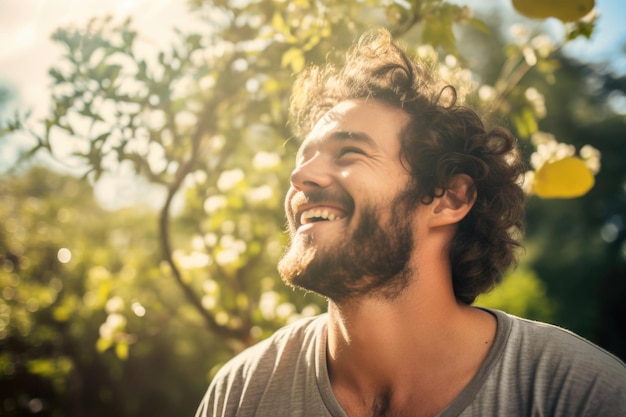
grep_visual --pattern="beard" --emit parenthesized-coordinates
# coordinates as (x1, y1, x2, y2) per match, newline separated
(277, 189, 416, 303)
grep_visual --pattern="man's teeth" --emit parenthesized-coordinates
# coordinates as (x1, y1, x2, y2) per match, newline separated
(301, 209, 342, 224)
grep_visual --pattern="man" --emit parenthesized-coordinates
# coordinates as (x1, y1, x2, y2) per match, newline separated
(196, 29, 626, 417)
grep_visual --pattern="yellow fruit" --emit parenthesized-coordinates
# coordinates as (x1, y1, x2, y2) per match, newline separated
(512, 0, 595, 22)
(533, 157, 595, 198)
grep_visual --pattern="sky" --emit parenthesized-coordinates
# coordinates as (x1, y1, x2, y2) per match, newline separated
(0, 0, 624, 206)
(0, 0, 191, 119)
(0, 0, 195, 207)
(559, 0, 626, 73)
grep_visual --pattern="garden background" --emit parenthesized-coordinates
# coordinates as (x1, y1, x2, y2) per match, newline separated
(1, 0, 625, 415)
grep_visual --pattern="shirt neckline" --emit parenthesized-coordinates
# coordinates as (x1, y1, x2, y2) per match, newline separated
(312, 308, 513, 417)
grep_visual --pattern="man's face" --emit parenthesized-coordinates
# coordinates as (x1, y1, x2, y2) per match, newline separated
(278, 99, 419, 302)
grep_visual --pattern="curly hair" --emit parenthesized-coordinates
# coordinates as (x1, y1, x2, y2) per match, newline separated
(289, 28, 526, 304)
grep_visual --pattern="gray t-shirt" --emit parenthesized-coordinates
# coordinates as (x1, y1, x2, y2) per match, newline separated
(196, 309, 626, 416)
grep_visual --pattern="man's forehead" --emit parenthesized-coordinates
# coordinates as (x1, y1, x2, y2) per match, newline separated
(300, 100, 372, 142)
(296, 99, 408, 155)
(305, 102, 355, 139)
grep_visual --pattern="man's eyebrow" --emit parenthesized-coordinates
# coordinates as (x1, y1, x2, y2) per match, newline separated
(331, 131, 377, 146)
(296, 130, 377, 162)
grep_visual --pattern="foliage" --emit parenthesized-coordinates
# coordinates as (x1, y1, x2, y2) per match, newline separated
(476, 267, 554, 321)
(12, 0, 500, 366)
(0, 166, 241, 416)
(2, 0, 625, 416)
(522, 60, 626, 350)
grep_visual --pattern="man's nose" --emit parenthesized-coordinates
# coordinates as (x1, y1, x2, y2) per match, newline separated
(290, 154, 333, 191)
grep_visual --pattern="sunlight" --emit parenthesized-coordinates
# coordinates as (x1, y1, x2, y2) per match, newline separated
(0, 0, 190, 150)
(57, 248, 72, 264)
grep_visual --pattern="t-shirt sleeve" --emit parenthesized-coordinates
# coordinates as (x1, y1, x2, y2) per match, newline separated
(483, 312, 626, 416)
(453, 310, 626, 417)
(553, 335, 626, 415)
(522, 320, 626, 415)
(194, 364, 238, 417)
(194, 339, 277, 417)
(193, 315, 331, 417)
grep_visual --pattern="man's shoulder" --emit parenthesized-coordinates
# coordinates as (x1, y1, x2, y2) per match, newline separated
(213, 313, 327, 381)
(488, 308, 626, 395)
(195, 314, 329, 417)
(454, 309, 626, 416)
(496, 309, 624, 366)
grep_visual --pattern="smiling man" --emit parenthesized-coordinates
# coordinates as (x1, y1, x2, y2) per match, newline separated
(195, 29, 626, 417)
(278, 99, 416, 303)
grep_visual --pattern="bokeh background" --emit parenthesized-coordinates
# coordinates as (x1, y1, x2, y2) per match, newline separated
(1, 0, 625, 416)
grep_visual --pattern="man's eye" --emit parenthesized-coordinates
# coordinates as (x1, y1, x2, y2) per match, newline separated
(339, 147, 365, 157)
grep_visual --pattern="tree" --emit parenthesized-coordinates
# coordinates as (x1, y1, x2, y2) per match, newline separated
(20, 0, 600, 344)
(523, 61, 626, 357)
(17, 0, 496, 359)
(0, 165, 242, 416)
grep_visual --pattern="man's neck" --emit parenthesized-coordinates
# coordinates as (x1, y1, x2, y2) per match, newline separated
(325, 282, 496, 417)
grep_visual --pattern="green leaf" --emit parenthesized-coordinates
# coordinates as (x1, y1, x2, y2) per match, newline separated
(422, 13, 457, 56)
(93, 132, 110, 143)
(272, 12, 290, 36)
(511, 107, 538, 139)
(469, 17, 491, 34)
(281, 47, 305, 74)
(565, 19, 596, 41)
(186, 33, 202, 50)
(122, 30, 137, 48)
(96, 337, 113, 353)
(49, 68, 66, 83)
(115, 342, 129, 360)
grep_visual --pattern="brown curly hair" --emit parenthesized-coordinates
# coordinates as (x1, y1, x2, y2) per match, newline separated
(289, 28, 526, 304)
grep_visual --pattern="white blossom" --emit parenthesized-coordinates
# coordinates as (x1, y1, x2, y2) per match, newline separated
(217, 169, 244, 191)
(252, 151, 281, 170)
(204, 195, 228, 213)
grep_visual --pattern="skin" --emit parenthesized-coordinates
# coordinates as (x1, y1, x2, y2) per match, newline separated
(283, 99, 497, 417)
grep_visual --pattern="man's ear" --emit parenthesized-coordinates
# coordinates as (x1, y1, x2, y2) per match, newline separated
(429, 174, 476, 227)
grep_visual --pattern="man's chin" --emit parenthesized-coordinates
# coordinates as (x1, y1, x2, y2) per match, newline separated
(277, 244, 316, 285)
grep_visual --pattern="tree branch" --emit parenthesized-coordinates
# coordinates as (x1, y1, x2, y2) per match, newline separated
(158, 103, 250, 343)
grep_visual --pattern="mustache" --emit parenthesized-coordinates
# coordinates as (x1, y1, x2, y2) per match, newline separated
(288, 189, 355, 215)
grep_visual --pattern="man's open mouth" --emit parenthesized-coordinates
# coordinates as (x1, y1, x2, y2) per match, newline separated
(289, 190, 353, 230)
(300, 208, 344, 224)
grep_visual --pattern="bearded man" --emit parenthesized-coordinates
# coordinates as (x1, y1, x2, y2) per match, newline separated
(196, 29, 626, 417)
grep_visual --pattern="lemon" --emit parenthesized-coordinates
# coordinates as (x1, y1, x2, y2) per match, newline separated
(512, 0, 594, 22)
(533, 157, 595, 198)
